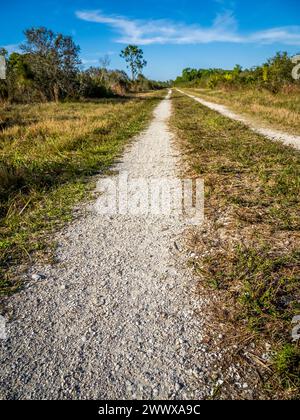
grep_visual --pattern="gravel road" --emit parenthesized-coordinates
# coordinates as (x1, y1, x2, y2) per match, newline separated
(0, 91, 218, 400)
(177, 89, 300, 150)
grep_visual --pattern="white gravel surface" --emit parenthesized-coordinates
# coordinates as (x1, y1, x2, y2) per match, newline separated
(0, 91, 219, 400)
(177, 89, 300, 150)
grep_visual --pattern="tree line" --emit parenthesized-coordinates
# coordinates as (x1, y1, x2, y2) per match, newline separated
(0, 27, 170, 103)
(174, 52, 300, 93)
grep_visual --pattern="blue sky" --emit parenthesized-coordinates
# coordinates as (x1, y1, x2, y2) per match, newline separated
(1, 0, 300, 80)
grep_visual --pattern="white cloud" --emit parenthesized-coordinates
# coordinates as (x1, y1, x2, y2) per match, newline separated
(76, 10, 300, 46)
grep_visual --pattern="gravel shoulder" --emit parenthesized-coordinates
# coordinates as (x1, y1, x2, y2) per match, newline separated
(0, 91, 220, 400)
(177, 89, 300, 150)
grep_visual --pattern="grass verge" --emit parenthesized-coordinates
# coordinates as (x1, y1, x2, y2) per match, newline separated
(0, 92, 164, 296)
(184, 87, 300, 135)
(171, 90, 300, 399)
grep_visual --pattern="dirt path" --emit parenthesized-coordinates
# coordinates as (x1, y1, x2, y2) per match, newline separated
(177, 89, 300, 150)
(0, 91, 219, 400)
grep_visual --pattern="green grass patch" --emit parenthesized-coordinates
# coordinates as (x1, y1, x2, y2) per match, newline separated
(273, 344, 300, 391)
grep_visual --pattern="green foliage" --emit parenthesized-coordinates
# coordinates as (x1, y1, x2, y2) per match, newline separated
(264, 52, 295, 92)
(6, 53, 37, 102)
(21, 27, 81, 101)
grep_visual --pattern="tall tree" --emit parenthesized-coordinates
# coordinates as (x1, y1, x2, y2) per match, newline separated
(120, 45, 147, 81)
(21, 27, 81, 101)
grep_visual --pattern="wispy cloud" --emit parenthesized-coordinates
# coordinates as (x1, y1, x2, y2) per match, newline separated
(249, 27, 300, 45)
(76, 10, 300, 46)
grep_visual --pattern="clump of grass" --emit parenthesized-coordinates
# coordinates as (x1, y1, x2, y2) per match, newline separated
(171, 91, 300, 398)
(273, 344, 300, 391)
(239, 248, 299, 331)
(0, 92, 163, 296)
(197, 244, 299, 333)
